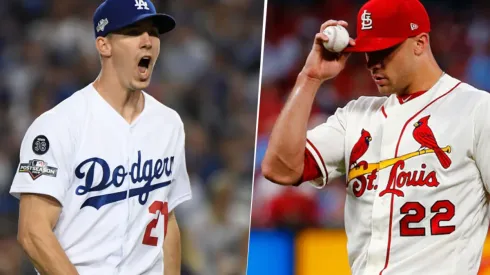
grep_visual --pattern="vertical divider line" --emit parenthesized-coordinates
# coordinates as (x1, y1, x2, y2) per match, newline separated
(245, 0, 269, 273)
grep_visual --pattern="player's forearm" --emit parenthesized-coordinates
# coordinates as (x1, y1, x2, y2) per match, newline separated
(163, 212, 181, 275)
(262, 72, 322, 185)
(18, 229, 78, 275)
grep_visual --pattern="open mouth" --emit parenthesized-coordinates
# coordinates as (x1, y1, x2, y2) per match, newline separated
(138, 57, 151, 74)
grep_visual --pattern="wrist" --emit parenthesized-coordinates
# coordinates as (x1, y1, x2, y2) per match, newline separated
(293, 72, 323, 97)
(296, 72, 323, 93)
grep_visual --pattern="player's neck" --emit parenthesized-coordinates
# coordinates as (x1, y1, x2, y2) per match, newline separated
(400, 60, 444, 96)
(93, 73, 144, 124)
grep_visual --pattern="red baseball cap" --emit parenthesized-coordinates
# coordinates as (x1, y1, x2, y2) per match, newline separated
(344, 0, 431, 53)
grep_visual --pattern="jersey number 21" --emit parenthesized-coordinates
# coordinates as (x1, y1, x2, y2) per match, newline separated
(142, 201, 169, 246)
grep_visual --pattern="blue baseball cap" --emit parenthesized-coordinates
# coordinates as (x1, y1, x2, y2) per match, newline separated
(93, 0, 176, 38)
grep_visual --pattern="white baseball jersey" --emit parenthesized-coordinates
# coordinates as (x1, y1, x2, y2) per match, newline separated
(10, 84, 192, 275)
(303, 74, 490, 275)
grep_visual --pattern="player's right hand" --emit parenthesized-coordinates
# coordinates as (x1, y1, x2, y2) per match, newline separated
(301, 20, 355, 82)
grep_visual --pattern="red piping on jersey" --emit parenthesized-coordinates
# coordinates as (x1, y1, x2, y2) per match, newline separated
(306, 139, 328, 182)
(379, 81, 461, 275)
(381, 106, 387, 118)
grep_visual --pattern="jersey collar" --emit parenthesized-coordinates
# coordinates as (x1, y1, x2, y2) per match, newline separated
(90, 83, 149, 129)
(396, 90, 428, 105)
(380, 73, 460, 119)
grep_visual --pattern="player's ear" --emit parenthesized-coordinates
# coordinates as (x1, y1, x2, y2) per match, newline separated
(413, 33, 428, 56)
(95, 36, 112, 58)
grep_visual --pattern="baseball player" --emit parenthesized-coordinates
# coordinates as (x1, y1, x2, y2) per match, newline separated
(262, 0, 490, 274)
(9, 0, 192, 274)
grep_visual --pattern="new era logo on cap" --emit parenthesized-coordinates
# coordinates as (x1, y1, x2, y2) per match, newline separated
(410, 23, 419, 31)
(96, 18, 109, 33)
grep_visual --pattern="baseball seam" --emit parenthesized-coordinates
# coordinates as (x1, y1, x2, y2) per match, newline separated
(331, 27, 337, 51)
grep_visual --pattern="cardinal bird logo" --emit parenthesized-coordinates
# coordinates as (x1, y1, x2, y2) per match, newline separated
(346, 116, 453, 198)
(413, 115, 451, 169)
(349, 129, 372, 169)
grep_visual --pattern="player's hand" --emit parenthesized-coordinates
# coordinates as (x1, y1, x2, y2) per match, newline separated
(301, 20, 356, 82)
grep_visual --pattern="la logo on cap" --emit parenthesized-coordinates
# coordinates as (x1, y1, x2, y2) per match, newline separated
(135, 0, 149, 10)
(361, 10, 373, 30)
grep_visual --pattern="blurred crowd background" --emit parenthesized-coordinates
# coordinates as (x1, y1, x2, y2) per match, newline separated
(251, 0, 490, 274)
(0, 0, 262, 274)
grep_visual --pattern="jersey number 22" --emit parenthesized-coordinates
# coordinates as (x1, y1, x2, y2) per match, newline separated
(400, 200, 455, 236)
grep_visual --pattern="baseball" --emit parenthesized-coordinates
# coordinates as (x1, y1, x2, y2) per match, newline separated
(322, 25, 350, 53)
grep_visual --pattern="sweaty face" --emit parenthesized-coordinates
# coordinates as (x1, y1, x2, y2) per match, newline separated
(365, 39, 414, 95)
(109, 19, 161, 91)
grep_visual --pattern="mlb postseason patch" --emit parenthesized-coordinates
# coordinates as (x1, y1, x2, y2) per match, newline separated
(32, 135, 49, 155)
(18, 159, 58, 180)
